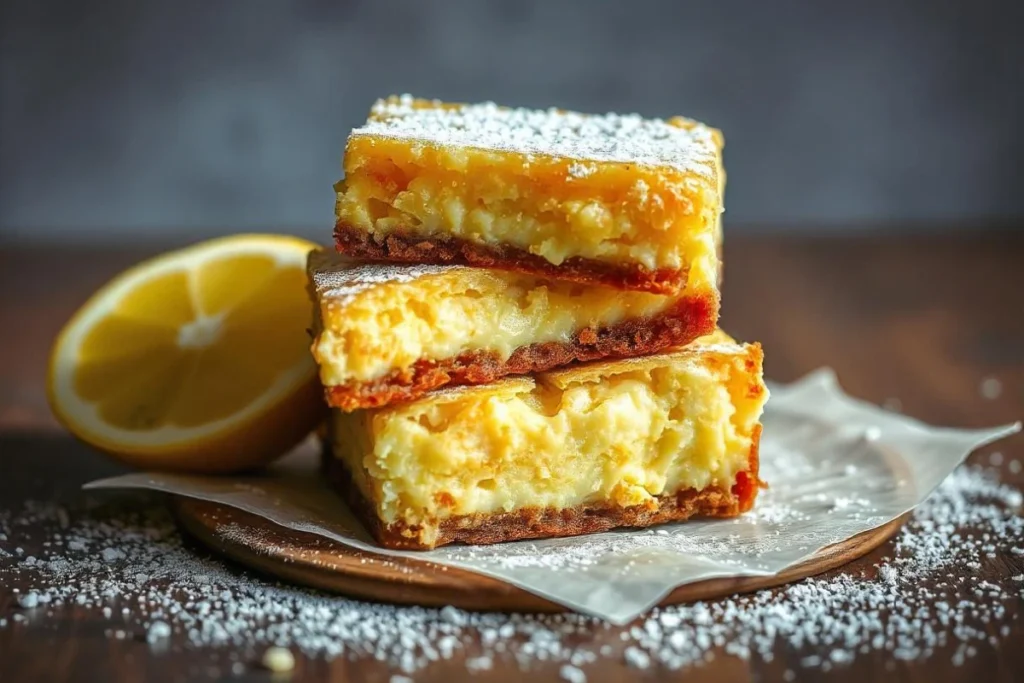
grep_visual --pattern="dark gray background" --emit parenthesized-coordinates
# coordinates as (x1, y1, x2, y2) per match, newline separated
(1, 0, 1021, 242)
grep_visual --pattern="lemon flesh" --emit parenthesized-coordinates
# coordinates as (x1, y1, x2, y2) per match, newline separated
(48, 235, 326, 473)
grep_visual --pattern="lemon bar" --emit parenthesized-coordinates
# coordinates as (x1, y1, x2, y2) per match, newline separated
(324, 331, 766, 550)
(334, 96, 724, 296)
(309, 249, 715, 411)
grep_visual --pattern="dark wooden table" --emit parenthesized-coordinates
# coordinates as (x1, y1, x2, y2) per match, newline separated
(1, 233, 1022, 682)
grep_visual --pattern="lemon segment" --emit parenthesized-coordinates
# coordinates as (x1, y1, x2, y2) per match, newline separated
(47, 234, 326, 473)
(195, 253, 279, 316)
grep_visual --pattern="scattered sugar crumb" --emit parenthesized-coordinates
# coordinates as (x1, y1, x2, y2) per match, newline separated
(989, 452, 1004, 467)
(101, 548, 125, 563)
(262, 647, 295, 673)
(560, 663, 587, 682)
(0, 466, 1020, 676)
(882, 397, 903, 413)
(17, 591, 39, 608)
(979, 377, 1002, 400)
(146, 621, 171, 644)
(624, 646, 651, 669)
(466, 655, 494, 672)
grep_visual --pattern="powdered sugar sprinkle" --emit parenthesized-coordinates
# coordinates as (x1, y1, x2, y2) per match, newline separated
(355, 95, 720, 176)
(308, 248, 460, 305)
(2, 465, 1021, 676)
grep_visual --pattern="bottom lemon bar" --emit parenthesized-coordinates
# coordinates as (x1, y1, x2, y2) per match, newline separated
(325, 331, 767, 550)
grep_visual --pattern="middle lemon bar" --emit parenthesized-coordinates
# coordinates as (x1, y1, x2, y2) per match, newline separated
(309, 249, 715, 411)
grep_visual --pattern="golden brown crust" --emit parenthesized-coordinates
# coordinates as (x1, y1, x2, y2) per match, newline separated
(322, 426, 762, 551)
(324, 295, 718, 411)
(334, 222, 688, 295)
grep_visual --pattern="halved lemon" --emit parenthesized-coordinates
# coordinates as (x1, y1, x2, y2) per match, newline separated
(47, 234, 327, 473)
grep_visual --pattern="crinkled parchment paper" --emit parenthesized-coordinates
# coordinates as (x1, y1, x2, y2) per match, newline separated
(86, 370, 1020, 624)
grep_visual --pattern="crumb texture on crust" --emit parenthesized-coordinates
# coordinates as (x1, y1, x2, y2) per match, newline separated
(333, 225, 689, 294)
(327, 340, 766, 548)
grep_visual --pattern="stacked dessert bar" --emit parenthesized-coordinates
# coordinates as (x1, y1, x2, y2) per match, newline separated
(308, 96, 767, 550)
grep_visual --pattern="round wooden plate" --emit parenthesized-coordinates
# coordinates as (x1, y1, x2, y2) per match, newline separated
(173, 498, 909, 614)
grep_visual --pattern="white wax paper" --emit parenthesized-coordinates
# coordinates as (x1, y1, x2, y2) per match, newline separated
(85, 369, 1020, 624)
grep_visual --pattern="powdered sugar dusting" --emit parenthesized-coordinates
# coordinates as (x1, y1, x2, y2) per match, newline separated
(308, 249, 460, 304)
(356, 95, 720, 176)
(2, 466, 1021, 675)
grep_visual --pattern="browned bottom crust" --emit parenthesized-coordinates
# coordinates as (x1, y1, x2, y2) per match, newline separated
(324, 295, 717, 411)
(334, 222, 689, 295)
(322, 425, 762, 550)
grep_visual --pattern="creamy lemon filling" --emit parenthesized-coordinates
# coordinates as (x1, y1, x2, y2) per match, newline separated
(329, 339, 766, 543)
(313, 267, 678, 386)
(338, 177, 720, 287)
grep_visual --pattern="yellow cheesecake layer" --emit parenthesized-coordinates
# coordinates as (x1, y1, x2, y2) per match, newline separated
(336, 96, 724, 290)
(309, 250, 680, 386)
(328, 332, 766, 548)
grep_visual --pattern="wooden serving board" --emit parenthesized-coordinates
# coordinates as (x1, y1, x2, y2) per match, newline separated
(173, 498, 908, 614)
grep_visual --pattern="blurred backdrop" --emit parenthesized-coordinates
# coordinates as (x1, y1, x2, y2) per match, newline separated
(1, 0, 1021, 242)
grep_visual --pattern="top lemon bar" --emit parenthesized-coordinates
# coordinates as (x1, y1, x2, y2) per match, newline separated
(334, 96, 725, 295)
